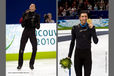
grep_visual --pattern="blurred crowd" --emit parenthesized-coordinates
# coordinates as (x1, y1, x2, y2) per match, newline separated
(58, 0, 109, 17)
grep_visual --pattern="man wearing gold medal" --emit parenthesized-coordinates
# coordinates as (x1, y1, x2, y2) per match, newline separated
(68, 10, 98, 76)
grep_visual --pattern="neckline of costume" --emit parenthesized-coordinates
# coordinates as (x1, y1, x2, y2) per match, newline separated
(80, 22, 88, 28)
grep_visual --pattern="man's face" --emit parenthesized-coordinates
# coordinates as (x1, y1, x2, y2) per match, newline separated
(29, 4, 36, 12)
(79, 13, 88, 25)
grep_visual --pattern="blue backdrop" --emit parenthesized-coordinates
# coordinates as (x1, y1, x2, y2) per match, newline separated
(6, 0, 56, 24)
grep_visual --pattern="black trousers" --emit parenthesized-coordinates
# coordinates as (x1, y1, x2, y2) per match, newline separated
(74, 48, 92, 76)
(18, 28, 37, 66)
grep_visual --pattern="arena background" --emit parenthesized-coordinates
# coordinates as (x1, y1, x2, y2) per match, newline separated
(6, 0, 56, 24)
(58, 0, 109, 30)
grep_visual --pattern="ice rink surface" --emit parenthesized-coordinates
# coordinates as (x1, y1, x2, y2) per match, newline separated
(6, 59, 56, 76)
(58, 29, 109, 76)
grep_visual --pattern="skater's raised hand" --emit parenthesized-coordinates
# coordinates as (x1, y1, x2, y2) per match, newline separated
(87, 19, 93, 29)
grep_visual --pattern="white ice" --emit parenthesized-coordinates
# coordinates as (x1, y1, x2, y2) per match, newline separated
(6, 59, 56, 76)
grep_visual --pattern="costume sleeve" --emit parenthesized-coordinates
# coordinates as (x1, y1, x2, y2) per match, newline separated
(21, 12, 26, 27)
(68, 26, 76, 58)
(19, 17, 23, 23)
(90, 26, 98, 44)
(36, 14, 40, 29)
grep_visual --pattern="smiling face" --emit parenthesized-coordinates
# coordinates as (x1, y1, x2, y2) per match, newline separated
(79, 13, 88, 25)
(29, 4, 36, 12)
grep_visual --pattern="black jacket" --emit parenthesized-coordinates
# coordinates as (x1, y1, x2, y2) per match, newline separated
(68, 24, 98, 58)
(21, 11, 40, 29)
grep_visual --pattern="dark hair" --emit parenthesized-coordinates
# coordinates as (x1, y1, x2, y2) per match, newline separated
(79, 10, 89, 17)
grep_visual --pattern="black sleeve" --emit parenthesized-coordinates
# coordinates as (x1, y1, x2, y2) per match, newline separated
(36, 14, 40, 29)
(90, 26, 98, 44)
(21, 12, 26, 27)
(68, 26, 76, 58)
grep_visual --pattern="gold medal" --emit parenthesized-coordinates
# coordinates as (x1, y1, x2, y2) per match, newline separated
(87, 19, 92, 24)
